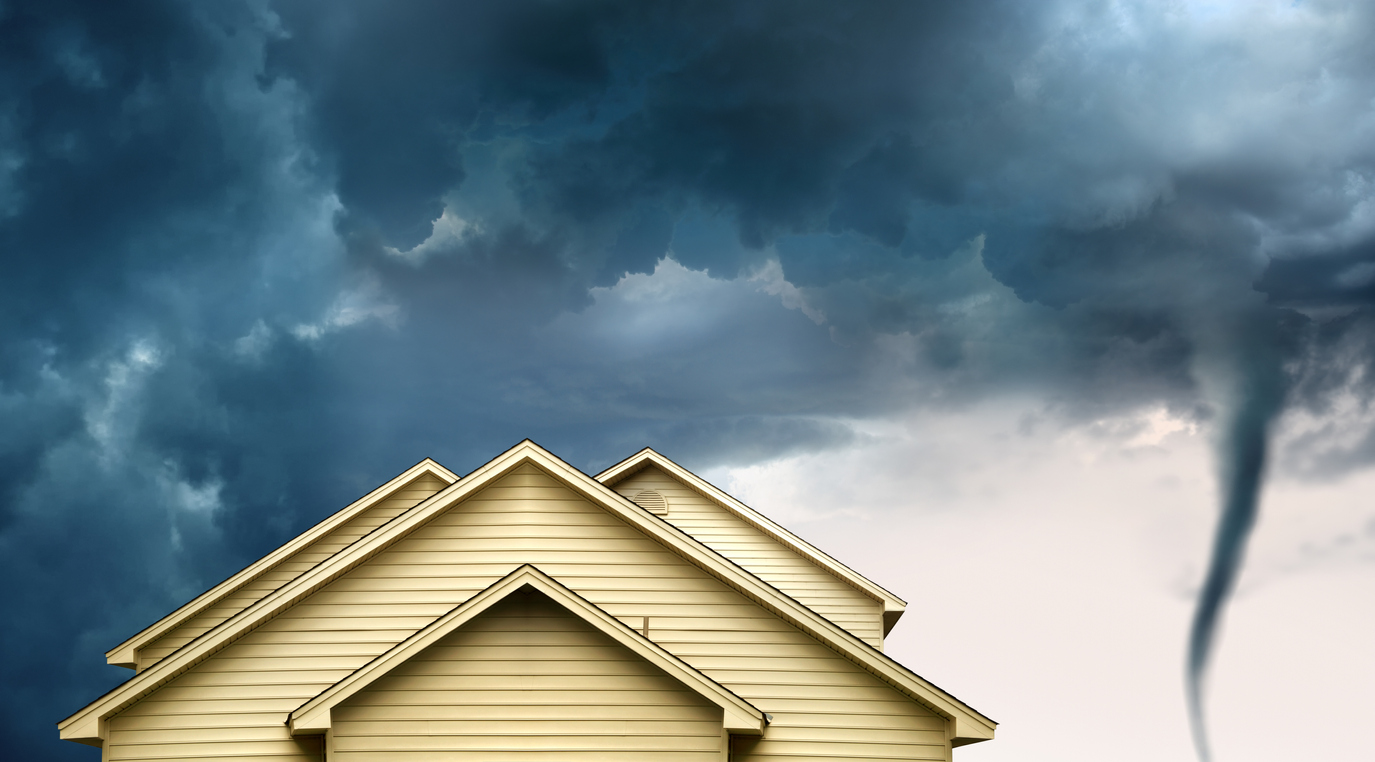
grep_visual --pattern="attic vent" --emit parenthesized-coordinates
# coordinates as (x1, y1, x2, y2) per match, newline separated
(632, 489, 669, 515)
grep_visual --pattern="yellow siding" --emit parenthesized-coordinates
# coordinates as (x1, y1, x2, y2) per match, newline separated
(614, 466, 886, 648)
(107, 463, 947, 762)
(331, 590, 725, 762)
(136, 473, 450, 670)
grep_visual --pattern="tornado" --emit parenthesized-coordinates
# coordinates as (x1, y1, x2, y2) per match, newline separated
(1186, 358, 1286, 762)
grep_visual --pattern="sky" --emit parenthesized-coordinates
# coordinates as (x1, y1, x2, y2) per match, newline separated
(2, 1, 1374, 760)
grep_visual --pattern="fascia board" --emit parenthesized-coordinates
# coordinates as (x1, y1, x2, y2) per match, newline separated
(102, 457, 459, 668)
(288, 564, 766, 736)
(64, 444, 553, 740)
(596, 449, 908, 626)
(64, 440, 993, 745)
(526, 447, 994, 743)
(57, 715, 102, 747)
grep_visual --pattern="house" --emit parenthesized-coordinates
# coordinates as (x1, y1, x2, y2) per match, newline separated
(61, 440, 996, 761)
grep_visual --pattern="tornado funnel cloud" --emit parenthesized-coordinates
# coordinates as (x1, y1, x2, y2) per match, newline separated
(1186, 389, 1280, 762)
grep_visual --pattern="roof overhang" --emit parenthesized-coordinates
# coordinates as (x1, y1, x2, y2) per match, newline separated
(288, 565, 766, 737)
(597, 448, 908, 634)
(63, 440, 993, 747)
(103, 458, 459, 670)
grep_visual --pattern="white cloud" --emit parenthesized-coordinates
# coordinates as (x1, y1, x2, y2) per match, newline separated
(85, 338, 165, 464)
(563, 257, 755, 347)
(701, 398, 1375, 762)
(292, 278, 400, 341)
(233, 319, 273, 359)
(748, 258, 826, 324)
(385, 208, 479, 265)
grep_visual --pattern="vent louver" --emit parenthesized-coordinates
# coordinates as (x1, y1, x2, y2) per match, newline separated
(632, 489, 669, 515)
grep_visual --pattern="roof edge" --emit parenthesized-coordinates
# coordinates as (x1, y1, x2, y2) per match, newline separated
(596, 448, 908, 619)
(288, 564, 766, 736)
(102, 457, 460, 669)
(64, 440, 993, 745)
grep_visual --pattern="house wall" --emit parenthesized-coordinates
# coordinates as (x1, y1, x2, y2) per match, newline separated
(330, 589, 725, 761)
(613, 465, 886, 648)
(105, 463, 949, 762)
(135, 473, 450, 670)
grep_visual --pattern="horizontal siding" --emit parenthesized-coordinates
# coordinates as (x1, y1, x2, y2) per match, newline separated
(331, 591, 724, 762)
(615, 466, 886, 648)
(136, 473, 449, 669)
(108, 463, 947, 762)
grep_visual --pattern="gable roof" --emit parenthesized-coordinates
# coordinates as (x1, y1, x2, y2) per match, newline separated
(597, 448, 908, 634)
(103, 458, 459, 669)
(62, 440, 994, 746)
(288, 564, 766, 736)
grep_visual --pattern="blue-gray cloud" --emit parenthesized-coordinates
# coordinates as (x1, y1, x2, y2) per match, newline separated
(3, 1, 1375, 759)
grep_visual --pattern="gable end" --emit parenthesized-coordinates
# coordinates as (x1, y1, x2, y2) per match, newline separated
(289, 565, 766, 737)
(598, 449, 906, 640)
(104, 459, 458, 670)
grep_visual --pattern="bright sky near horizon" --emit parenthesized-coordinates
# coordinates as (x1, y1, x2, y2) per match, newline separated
(4, 2, 1375, 760)
(706, 396, 1375, 761)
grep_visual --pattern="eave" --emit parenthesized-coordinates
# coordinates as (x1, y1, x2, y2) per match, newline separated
(288, 564, 766, 737)
(102, 458, 459, 670)
(63, 440, 993, 747)
(597, 447, 909, 635)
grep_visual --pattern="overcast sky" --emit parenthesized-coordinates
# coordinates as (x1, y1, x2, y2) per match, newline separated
(3, 1, 1375, 760)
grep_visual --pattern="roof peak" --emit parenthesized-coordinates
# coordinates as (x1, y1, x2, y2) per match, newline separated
(596, 446, 908, 626)
(288, 564, 766, 737)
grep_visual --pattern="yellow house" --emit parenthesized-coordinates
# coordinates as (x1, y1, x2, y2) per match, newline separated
(61, 440, 995, 761)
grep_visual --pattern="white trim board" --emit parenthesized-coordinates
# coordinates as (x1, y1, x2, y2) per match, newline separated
(288, 564, 767, 736)
(102, 458, 459, 670)
(597, 447, 908, 634)
(62, 440, 993, 747)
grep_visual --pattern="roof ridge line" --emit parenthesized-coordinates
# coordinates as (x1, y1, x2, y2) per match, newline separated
(595, 447, 908, 616)
(102, 457, 460, 668)
(287, 563, 766, 737)
(62, 439, 993, 747)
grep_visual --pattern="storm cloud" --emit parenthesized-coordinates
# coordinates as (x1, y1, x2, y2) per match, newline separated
(3, 1, 1375, 759)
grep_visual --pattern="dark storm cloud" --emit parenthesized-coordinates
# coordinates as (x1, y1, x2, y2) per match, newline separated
(4, 1, 1375, 760)
(264, 0, 633, 248)
(0, 2, 369, 757)
(520, 1, 1028, 255)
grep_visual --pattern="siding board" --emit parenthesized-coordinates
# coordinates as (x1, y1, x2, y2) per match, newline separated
(613, 466, 887, 648)
(106, 462, 948, 762)
(136, 473, 450, 669)
(330, 592, 723, 762)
